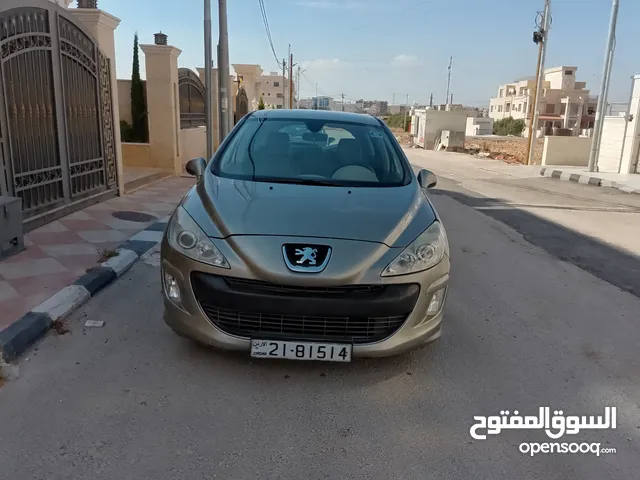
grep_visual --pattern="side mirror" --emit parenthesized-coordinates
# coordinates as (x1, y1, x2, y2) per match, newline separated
(417, 169, 437, 189)
(328, 137, 336, 145)
(186, 157, 206, 178)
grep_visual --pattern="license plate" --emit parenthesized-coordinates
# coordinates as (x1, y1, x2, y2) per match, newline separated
(250, 339, 352, 362)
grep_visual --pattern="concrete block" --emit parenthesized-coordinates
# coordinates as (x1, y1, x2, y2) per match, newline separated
(101, 248, 138, 277)
(32, 285, 90, 322)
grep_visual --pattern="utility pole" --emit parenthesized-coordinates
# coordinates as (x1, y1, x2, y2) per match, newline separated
(392, 93, 396, 105)
(526, 0, 551, 166)
(282, 58, 286, 109)
(524, 13, 545, 161)
(403, 93, 409, 131)
(296, 65, 302, 108)
(341, 93, 345, 111)
(289, 52, 294, 109)
(217, 0, 230, 141)
(204, 0, 213, 157)
(450, 93, 454, 105)
(429, 93, 433, 108)
(445, 56, 452, 106)
(315, 83, 318, 110)
(588, 0, 620, 172)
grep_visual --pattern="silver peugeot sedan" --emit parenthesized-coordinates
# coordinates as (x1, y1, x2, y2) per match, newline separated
(161, 109, 450, 361)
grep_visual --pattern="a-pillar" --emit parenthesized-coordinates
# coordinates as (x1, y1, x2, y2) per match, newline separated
(140, 43, 182, 175)
(71, 7, 125, 195)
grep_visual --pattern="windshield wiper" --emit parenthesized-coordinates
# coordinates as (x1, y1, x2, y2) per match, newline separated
(263, 178, 345, 186)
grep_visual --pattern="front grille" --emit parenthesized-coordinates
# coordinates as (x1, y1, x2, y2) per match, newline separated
(223, 277, 385, 296)
(198, 304, 407, 344)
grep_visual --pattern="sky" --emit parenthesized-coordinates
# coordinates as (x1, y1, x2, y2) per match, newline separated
(99, 0, 639, 107)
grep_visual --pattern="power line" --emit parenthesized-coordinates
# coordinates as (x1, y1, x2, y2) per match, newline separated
(258, 0, 280, 65)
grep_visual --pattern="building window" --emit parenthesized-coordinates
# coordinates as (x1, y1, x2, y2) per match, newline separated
(274, 81, 280, 87)
(498, 105, 503, 112)
(276, 105, 282, 109)
(505, 103, 511, 112)
(565, 70, 573, 75)
(518, 104, 522, 112)
(490, 105, 494, 112)
(499, 89, 504, 98)
(545, 104, 555, 114)
(267, 93, 271, 96)
(276, 93, 283, 98)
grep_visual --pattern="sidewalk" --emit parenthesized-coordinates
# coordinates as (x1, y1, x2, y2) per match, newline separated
(540, 166, 640, 194)
(0, 176, 194, 332)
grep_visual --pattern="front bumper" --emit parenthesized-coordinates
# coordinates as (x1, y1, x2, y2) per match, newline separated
(161, 236, 450, 358)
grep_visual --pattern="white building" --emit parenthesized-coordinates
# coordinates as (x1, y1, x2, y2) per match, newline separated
(489, 66, 597, 135)
(466, 117, 494, 136)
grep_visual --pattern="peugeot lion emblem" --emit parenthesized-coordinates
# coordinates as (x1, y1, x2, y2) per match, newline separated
(282, 244, 331, 273)
(295, 247, 317, 266)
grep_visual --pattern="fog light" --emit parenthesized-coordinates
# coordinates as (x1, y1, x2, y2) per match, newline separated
(163, 272, 181, 302)
(427, 288, 446, 315)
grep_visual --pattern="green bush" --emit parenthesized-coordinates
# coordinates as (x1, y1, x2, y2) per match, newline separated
(120, 120, 133, 142)
(493, 117, 525, 136)
(258, 96, 265, 110)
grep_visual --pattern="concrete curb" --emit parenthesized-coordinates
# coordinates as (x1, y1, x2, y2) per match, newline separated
(0, 218, 169, 363)
(540, 168, 640, 194)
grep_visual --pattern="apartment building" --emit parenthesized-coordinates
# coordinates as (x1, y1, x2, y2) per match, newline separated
(489, 66, 597, 135)
(231, 64, 296, 110)
(260, 71, 295, 109)
(356, 99, 389, 116)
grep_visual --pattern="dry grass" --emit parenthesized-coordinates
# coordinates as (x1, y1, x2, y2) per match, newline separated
(97, 248, 119, 263)
(52, 319, 70, 335)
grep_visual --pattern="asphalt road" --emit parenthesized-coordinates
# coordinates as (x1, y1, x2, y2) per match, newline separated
(1, 179, 640, 479)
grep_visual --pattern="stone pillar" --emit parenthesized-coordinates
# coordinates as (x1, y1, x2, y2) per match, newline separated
(619, 75, 640, 174)
(141, 43, 182, 175)
(197, 67, 220, 149)
(71, 8, 124, 195)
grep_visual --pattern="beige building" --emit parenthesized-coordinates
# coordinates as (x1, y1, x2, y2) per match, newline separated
(489, 66, 597, 135)
(231, 64, 295, 110)
(260, 71, 295, 109)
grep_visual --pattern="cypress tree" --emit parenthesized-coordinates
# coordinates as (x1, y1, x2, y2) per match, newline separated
(130, 33, 148, 142)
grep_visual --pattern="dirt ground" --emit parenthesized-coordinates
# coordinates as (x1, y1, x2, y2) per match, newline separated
(464, 137, 544, 164)
(390, 128, 412, 146)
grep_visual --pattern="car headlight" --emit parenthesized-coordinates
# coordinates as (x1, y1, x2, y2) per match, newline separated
(167, 206, 230, 268)
(382, 221, 448, 277)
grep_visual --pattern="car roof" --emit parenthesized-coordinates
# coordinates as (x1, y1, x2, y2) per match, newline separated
(251, 109, 382, 126)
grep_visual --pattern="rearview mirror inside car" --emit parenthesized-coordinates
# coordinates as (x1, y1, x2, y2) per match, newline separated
(417, 169, 437, 189)
(186, 157, 206, 178)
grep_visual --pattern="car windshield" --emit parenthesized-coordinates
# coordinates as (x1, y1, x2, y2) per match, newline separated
(213, 116, 410, 187)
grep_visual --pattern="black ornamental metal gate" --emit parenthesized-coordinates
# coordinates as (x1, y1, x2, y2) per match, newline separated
(0, 0, 118, 220)
(178, 68, 206, 129)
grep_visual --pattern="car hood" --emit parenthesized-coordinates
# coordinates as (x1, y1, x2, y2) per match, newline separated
(182, 174, 437, 248)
